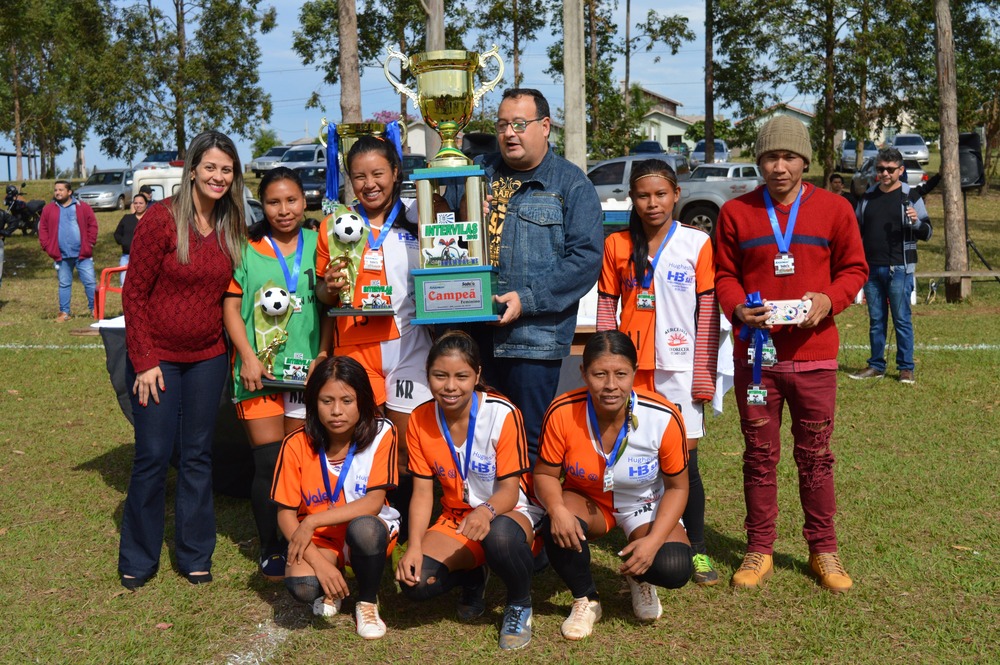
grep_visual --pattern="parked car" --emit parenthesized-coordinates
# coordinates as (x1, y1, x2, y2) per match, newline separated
(295, 166, 327, 209)
(690, 139, 730, 166)
(250, 145, 292, 177)
(632, 140, 666, 154)
(132, 150, 179, 171)
(851, 158, 928, 194)
(400, 153, 427, 199)
(76, 169, 133, 210)
(891, 133, 930, 164)
(278, 144, 326, 171)
(587, 154, 690, 202)
(675, 162, 763, 235)
(839, 138, 878, 171)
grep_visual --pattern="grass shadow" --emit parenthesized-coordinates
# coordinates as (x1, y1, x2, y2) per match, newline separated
(74, 441, 135, 495)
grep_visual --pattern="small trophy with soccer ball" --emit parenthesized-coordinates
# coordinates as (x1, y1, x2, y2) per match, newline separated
(328, 207, 365, 309)
(254, 282, 292, 375)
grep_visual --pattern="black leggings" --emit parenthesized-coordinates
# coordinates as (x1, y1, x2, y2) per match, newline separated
(401, 515, 535, 607)
(684, 447, 707, 555)
(283, 515, 388, 605)
(544, 517, 693, 598)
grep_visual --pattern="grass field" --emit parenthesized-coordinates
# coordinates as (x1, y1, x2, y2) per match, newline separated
(0, 179, 998, 664)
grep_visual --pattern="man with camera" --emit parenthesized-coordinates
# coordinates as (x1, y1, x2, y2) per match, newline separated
(849, 147, 932, 385)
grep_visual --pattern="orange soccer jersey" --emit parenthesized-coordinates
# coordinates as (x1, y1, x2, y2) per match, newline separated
(406, 392, 533, 517)
(538, 388, 688, 516)
(271, 421, 398, 545)
(599, 226, 715, 371)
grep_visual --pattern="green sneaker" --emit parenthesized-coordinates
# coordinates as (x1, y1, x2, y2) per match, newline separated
(692, 553, 719, 586)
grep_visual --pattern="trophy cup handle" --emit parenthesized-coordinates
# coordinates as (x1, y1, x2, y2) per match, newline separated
(319, 117, 329, 147)
(473, 45, 505, 108)
(383, 46, 419, 107)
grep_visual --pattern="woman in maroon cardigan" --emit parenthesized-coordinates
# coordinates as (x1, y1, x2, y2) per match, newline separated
(118, 131, 247, 589)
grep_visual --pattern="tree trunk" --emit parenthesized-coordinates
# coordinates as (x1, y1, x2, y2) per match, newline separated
(563, 0, 587, 169)
(425, 0, 444, 51)
(623, 0, 631, 118)
(854, 7, 869, 173)
(75, 139, 86, 179)
(587, 0, 599, 140)
(934, 0, 969, 301)
(11, 44, 24, 182)
(173, 0, 188, 158)
(340, 0, 362, 202)
(822, 0, 835, 182)
(512, 0, 521, 85)
(704, 0, 714, 163)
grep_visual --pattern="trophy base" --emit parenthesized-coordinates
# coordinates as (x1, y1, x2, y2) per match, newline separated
(412, 265, 500, 325)
(326, 307, 396, 318)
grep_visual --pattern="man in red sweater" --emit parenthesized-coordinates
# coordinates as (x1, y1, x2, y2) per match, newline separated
(715, 116, 867, 593)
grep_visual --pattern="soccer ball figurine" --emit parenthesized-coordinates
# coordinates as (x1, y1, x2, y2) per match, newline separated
(261, 287, 290, 317)
(333, 211, 365, 244)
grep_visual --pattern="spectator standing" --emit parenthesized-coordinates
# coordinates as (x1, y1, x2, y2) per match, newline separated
(849, 147, 932, 384)
(467, 88, 604, 463)
(714, 116, 867, 593)
(38, 180, 98, 321)
(113, 192, 149, 285)
(828, 173, 856, 208)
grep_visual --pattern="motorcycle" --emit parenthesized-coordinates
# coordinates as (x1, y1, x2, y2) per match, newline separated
(2, 183, 45, 236)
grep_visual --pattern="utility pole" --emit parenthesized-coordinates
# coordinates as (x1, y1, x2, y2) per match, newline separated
(704, 0, 715, 164)
(564, 0, 587, 169)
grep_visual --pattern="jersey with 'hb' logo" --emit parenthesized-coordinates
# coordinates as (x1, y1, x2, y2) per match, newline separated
(407, 392, 542, 523)
(538, 388, 688, 516)
(271, 419, 400, 540)
(599, 225, 714, 370)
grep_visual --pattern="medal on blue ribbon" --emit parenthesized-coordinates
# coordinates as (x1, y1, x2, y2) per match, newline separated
(587, 392, 635, 492)
(439, 392, 480, 505)
(739, 291, 770, 405)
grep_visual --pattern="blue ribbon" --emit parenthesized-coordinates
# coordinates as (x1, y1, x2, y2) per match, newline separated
(326, 123, 340, 203)
(265, 228, 304, 295)
(357, 199, 403, 253)
(319, 442, 358, 504)
(438, 392, 480, 486)
(641, 221, 678, 290)
(385, 120, 404, 160)
(586, 391, 634, 469)
(762, 186, 802, 254)
(738, 291, 770, 385)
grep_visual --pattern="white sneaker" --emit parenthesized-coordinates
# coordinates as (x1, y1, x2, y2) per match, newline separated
(354, 601, 387, 640)
(312, 596, 341, 617)
(560, 597, 601, 640)
(626, 576, 662, 621)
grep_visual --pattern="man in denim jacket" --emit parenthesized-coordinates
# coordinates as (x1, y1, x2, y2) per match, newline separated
(470, 88, 603, 462)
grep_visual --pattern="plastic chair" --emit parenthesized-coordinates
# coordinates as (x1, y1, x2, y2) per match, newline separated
(96, 266, 127, 320)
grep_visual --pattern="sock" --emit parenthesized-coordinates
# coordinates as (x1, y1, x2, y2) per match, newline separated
(345, 515, 389, 604)
(482, 515, 533, 607)
(285, 575, 323, 604)
(684, 447, 708, 555)
(252, 441, 283, 558)
(389, 473, 413, 544)
(638, 542, 693, 589)
(543, 517, 598, 601)
(399, 555, 456, 602)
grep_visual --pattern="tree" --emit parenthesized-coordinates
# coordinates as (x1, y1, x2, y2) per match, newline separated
(460, 0, 549, 85)
(251, 128, 281, 158)
(94, 0, 276, 161)
(685, 118, 734, 143)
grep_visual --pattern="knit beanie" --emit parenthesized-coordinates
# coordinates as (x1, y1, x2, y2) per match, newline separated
(755, 116, 812, 165)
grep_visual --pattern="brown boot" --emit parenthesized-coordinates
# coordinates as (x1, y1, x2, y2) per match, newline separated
(809, 551, 853, 592)
(731, 551, 773, 589)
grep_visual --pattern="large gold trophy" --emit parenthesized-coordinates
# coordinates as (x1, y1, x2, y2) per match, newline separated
(383, 45, 505, 324)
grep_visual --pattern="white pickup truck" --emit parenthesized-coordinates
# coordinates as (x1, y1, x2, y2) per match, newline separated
(675, 162, 763, 236)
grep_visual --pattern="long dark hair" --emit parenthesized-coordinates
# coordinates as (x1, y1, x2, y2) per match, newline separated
(628, 159, 678, 284)
(346, 135, 418, 236)
(249, 166, 305, 242)
(426, 330, 490, 393)
(582, 330, 638, 371)
(303, 356, 381, 454)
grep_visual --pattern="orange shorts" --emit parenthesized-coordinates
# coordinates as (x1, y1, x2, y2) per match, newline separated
(428, 508, 543, 567)
(235, 393, 284, 420)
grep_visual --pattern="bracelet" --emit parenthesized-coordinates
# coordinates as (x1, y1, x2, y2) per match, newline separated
(479, 501, 497, 521)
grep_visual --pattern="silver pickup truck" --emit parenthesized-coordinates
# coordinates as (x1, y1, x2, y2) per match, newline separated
(675, 162, 763, 235)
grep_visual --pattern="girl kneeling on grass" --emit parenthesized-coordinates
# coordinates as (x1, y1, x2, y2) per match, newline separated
(534, 331, 692, 640)
(596, 158, 720, 584)
(271, 356, 399, 640)
(395, 331, 543, 651)
(223, 167, 328, 582)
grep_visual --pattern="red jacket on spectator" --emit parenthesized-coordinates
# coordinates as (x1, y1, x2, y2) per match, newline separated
(38, 199, 99, 261)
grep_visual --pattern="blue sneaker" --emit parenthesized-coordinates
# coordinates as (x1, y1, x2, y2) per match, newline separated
(260, 553, 286, 581)
(498, 604, 532, 650)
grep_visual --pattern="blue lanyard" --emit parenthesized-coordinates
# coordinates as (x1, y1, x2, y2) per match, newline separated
(438, 392, 480, 483)
(356, 199, 403, 252)
(762, 187, 803, 254)
(266, 228, 304, 295)
(738, 291, 770, 385)
(586, 391, 634, 467)
(319, 442, 357, 504)
(641, 221, 678, 290)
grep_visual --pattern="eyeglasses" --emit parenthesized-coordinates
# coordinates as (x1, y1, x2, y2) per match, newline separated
(876, 165, 901, 173)
(494, 118, 543, 134)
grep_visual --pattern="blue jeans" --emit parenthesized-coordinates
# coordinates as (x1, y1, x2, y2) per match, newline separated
(863, 265, 914, 373)
(119, 254, 129, 286)
(57, 257, 96, 314)
(119, 353, 229, 578)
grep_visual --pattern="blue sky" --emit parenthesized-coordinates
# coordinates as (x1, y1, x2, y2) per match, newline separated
(1, 1, 811, 175)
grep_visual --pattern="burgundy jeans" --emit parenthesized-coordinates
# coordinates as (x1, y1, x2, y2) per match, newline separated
(734, 364, 839, 554)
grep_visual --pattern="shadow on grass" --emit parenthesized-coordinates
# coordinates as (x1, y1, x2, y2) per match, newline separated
(75, 441, 135, 495)
(704, 524, 815, 581)
(2, 236, 59, 281)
